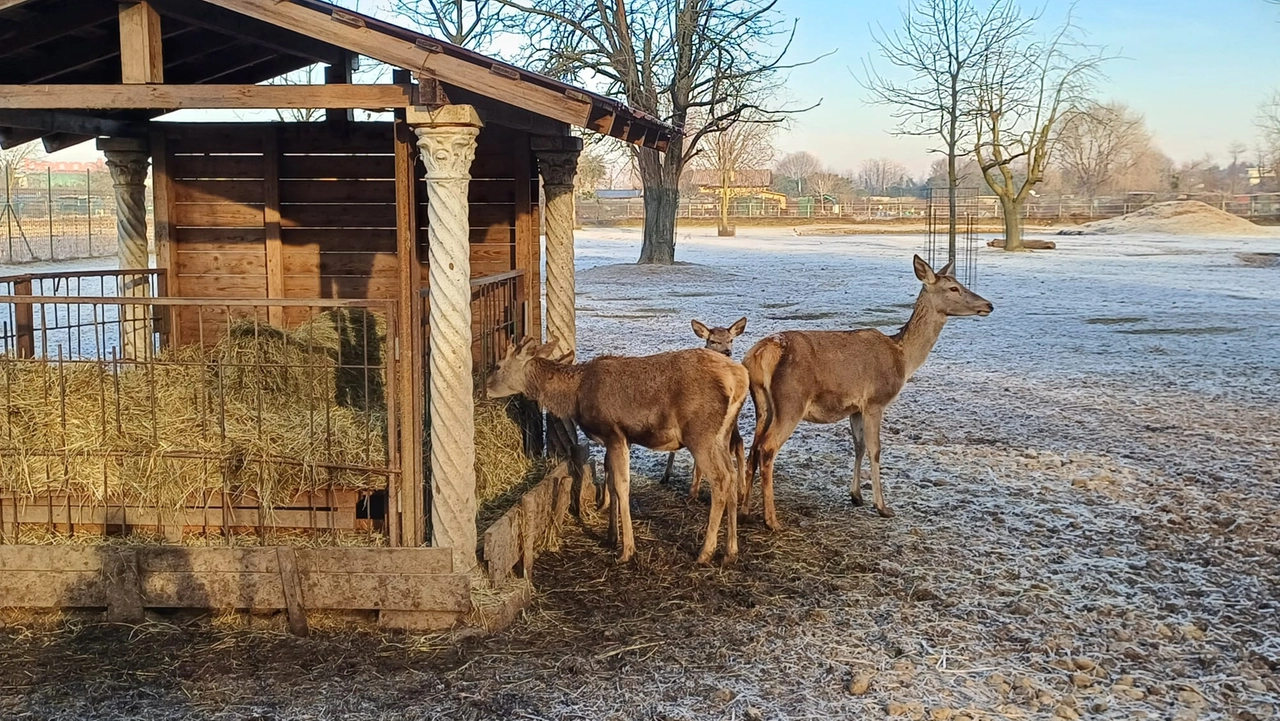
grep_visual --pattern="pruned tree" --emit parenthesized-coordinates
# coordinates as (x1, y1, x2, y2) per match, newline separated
(498, 0, 826, 264)
(774, 150, 822, 195)
(575, 150, 607, 198)
(1054, 101, 1149, 198)
(857, 157, 910, 195)
(863, 0, 1028, 261)
(973, 9, 1108, 251)
(693, 110, 777, 235)
(394, 0, 504, 48)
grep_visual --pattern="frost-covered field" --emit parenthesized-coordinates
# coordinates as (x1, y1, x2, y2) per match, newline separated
(1, 228, 1277, 721)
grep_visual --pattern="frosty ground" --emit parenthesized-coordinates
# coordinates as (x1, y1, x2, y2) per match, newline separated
(2, 227, 1278, 720)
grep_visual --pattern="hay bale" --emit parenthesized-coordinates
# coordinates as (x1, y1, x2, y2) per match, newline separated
(474, 397, 534, 506)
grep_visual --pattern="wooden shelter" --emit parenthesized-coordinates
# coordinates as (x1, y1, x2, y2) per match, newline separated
(0, 0, 672, 630)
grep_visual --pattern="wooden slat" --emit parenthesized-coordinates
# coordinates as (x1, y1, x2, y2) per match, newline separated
(176, 274, 268, 296)
(277, 547, 309, 636)
(394, 118, 422, 548)
(0, 545, 105, 572)
(279, 179, 393, 204)
(175, 250, 267, 276)
(279, 154, 394, 180)
(263, 126, 283, 325)
(301, 572, 470, 612)
(0, 84, 414, 109)
(174, 227, 267, 247)
(286, 274, 399, 299)
(167, 126, 264, 154)
(173, 180, 264, 204)
(152, 131, 180, 310)
(119, 2, 165, 84)
(469, 180, 517, 204)
(280, 251, 398, 276)
(0, 571, 105, 607)
(281, 227, 396, 253)
(169, 154, 265, 179)
(468, 203, 517, 228)
(513, 131, 538, 339)
(279, 123, 392, 154)
(280, 203, 396, 228)
(2, 505, 355, 530)
(143, 571, 283, 608)
(173, 202, 265, 227)
(295, 548, 452, 575)
(103, 548, 145, 622)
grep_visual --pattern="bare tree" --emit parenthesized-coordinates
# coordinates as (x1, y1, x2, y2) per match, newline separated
(1259, 91, 1280, 170)
(973, 9, 1108, 251)
(575, 150, 607, 197)
(1054, 101, 1148, 198)
(498, 0, 826, 264)
(0, 140, 43, 257)
(394, 0, 504, 48)
(693, 111, 776, 235)
(773, 150, 821, 195)
(863, 0, 1027, 261)
(857, 157, 909, 195)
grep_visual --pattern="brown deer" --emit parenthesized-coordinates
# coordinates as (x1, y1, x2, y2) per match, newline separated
(743, 255, 993, 529)
(486, 338, 749, 565)
(660, 317, 748, 500)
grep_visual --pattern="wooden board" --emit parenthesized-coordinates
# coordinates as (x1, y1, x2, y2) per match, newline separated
(280, 203, 396, 228)
(278, 180, 393, 204)
(169, 154, 265, 180)
(279, 154, 394, 180)
(172, 202, 265, 227)
(0, 84, 413, 110)
(173, 179, 264, 204)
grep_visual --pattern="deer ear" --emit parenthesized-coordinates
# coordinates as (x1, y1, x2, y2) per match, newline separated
(690, 319, 710, 340)
(534, 341, 560, 359)
(913, 254, 937, 284)
(938, 259, 956, 278)
(729, 317, 748, 337)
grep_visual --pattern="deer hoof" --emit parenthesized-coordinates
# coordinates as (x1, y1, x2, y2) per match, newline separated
(764, 516, 784, 532)
(695, 551, 715, 566)
(876, 505, 896, 519)
(850, 494, 865, 507)
(723, 551, 738, 566)
(618, 548, 635, 563)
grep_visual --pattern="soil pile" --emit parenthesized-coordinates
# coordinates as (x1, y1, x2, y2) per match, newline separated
(1061, 200, 1271, 236)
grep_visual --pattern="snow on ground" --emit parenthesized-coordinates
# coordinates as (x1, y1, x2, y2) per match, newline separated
(1, 227, 1278, 720)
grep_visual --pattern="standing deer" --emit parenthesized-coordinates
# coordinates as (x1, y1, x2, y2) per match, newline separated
(486, 338, 749, 565)
(660, 317, 748, 501)
(743, 255, 993, 529)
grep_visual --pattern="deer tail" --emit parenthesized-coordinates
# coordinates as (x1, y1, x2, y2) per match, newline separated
(742, 336, 783, 484)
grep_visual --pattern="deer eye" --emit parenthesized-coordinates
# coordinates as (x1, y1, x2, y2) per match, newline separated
(948, 286, 960, 293)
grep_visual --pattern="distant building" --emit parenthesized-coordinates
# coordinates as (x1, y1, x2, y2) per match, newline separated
(1247, 166, 1275, 186)
(595, 188, 643, 199)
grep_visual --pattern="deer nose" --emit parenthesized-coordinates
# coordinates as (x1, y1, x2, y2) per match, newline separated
(980, 301, 994, 315)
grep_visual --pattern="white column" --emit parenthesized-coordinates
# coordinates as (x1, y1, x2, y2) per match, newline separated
(99, 137, 151, 359)
(408, 105, 483, 571)
(534, 139, 581, 360)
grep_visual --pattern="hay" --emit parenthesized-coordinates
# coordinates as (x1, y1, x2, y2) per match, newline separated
(473, 396, 535, 507)
(0, 313, 389, 510)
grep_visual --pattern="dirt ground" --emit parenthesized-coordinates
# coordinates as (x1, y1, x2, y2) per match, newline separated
(1, 229, 1278, 720)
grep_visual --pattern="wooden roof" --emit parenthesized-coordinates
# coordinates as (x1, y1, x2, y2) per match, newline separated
(0, 0, 674, 152)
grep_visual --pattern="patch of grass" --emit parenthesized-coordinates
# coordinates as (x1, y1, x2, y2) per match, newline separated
(1085, 316, 1146, 326)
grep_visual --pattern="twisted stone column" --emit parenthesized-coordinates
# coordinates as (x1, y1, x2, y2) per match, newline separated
(409, 106, 483, 571)
(535, 148, 579, 361)
(103, 144, 151, 360)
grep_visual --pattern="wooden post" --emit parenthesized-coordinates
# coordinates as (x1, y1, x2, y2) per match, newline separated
(393, 118, 424, 548)
(325, 52, 356, 130)
(98, 137, 151, 359)
(118, 2, 164, 85)
(262, 126, 284, 326)
(12, 276, 34, 358)
(407, 105, 482, 572)
(276, 547, 310, 636)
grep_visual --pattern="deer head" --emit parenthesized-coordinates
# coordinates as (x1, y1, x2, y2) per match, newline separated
(691, 317, 748, 356)
(486, 337, 561, 398)
(913, 255, 993, 317)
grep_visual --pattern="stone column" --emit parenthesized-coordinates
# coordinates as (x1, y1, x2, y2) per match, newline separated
(533, 138, 582, 361)
(99, 137, 151, 359)
(407, 105, 483, 571)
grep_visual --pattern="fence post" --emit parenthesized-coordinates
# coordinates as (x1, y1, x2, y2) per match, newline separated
(13, 277, 34, 358)
(46, 167, 54, 261)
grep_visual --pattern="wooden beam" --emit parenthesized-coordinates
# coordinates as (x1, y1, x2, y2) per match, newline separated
(0, 0, 39, 12)
(119, 2, 165, 84)
(263, 126, 284, 327)
(393, 118, 423, 548)
(0, 84, 413, 110)
(0, 110, 143, 138)
(0, 2, 118, 59)
(444, 84, 570, 138)
(324, 51, 355, 128)
(147, 0, 344, 65)
(210, 0, 593, 127)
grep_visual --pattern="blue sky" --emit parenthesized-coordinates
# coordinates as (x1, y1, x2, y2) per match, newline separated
(774, 0, 1280, 177)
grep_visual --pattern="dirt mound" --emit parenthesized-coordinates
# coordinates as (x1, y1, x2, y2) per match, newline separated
(1061, 200, 1272, 237)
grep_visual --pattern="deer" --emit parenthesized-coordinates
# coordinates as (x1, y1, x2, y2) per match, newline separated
(742, 255, 993, 530)
(486, 337, 750, 565)
(660, 317, 748, 501)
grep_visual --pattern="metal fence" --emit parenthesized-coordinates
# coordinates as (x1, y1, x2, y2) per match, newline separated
(578, 192, 1280, 224)
(1, 170, 126, 265)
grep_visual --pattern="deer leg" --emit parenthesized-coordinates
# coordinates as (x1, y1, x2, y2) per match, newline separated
(864, 408, 894, 518)
(849, 413, 866, 507)
(743, 386, 770, 517)
(689, 461, 702, 500)
(693, 446, 729, 566)
(661, 451, 676, 485)
(758, 414, 802, 531)
(604, 449, 620, 547)
(731, 427, 747, 517)
(612, 446, 637, 562)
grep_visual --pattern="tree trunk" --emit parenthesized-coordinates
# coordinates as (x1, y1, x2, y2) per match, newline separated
(946, 153, 958, 263)
(999, 195, 1025, 251)
(637, 147, 679, 264)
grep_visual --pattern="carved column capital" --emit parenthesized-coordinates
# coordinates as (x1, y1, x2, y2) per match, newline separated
(103, 149, 150, 189)
(535, 150, 579, 190)
(413, 124, 481, 182)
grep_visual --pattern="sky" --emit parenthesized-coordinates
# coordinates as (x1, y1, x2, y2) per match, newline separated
(44, 0, 1280, 178)
(771, 0, 1280, 178)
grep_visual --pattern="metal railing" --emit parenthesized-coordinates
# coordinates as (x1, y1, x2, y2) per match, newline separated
(0, 268, 164, 359)
(470, 270, 527, 379)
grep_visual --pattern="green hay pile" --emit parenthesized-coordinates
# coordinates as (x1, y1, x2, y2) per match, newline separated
(0, 310, 389, 510)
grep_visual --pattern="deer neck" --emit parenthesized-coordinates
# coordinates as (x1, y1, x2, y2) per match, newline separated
(524, 358, 584, 420)
(892, 289, 949, 378)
